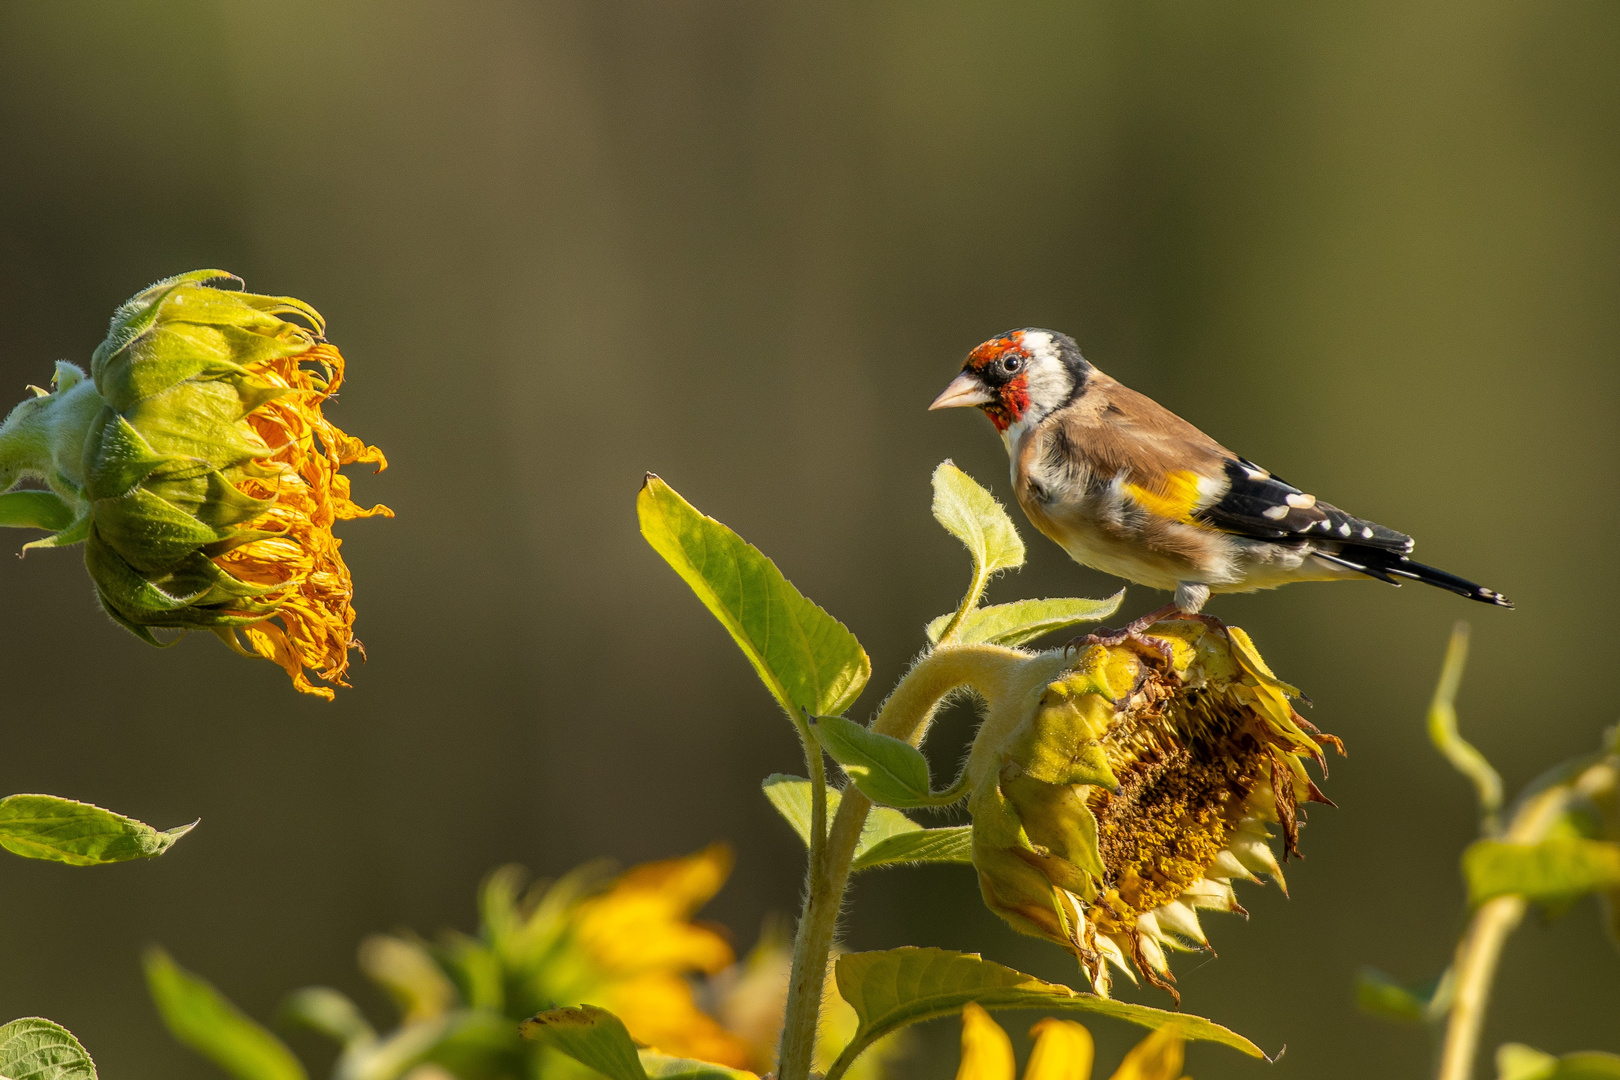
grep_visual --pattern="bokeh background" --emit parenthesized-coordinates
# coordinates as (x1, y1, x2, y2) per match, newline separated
(1, 2, 1617, 1077)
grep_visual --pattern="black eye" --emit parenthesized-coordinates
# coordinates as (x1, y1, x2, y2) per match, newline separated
(1002, 356, 1023, 373)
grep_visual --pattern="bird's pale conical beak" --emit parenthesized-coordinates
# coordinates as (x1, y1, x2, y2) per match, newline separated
(929, 371, 995, 410)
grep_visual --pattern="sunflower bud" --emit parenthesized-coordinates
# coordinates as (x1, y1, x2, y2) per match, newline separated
(966, 618, 1341, 1001)
(0, 270, 391, 698)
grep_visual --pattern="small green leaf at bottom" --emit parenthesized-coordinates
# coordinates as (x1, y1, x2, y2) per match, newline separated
(1497, 1043, 1620, 1080)
(520, 1006, 757, 1080)
(144, 949, 306, 1080)
(521, 1006, 644, 1080)
(0, 1017, 97, 1080)
(0, 795, 194, 866)
(825, 947, 1262, 1080)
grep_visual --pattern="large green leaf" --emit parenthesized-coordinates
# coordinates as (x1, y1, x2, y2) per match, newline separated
(825, 947, 1262, 1080)
(852, 826, 973, 871)
(0, 795, 194, 865)
(144, 949, 307, 1080)
(762, 776, 969, 871)
(1497, 1044, 1620, 1080)
(925, 594, 1124, 647)
(639, 476, 869, 718)
(0, 1018, 97, 1080)
(810, 716, 933, 807)
(519, 1006, 755, 1080)
(1462, 836, 1620, 907)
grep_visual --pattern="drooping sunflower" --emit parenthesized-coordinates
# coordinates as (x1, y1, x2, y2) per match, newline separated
(0, 270, 390, 697)
(966, 616, 1340, 1001)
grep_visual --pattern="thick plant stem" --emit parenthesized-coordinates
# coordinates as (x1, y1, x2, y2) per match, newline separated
(776, 644, 1036, 1080)
(1436, 895, 1525, 1080)
(1434, 763, 1611, 1080)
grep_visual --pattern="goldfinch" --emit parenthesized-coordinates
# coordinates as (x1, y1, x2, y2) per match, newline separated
(930, 328, 1511, 624)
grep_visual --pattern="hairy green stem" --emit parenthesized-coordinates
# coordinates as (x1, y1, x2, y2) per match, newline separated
(775, 644, 1034, 1080)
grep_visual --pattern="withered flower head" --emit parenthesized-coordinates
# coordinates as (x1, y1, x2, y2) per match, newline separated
(0, 270, 391, 698)
(966, 617, 1341, 1002)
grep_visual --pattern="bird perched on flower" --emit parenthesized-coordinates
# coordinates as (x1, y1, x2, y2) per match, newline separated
(930, 328, 1510, 633)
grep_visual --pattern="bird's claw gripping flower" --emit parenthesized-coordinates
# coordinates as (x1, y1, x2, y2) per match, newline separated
(0, 270, 391, 698)
(965, 616, 1341, 1003)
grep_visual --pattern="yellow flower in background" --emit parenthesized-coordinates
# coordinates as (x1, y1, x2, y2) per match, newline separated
(956, 1004, 1188, 1080)
(353, 844, 757, 1071)
(0, 270, 390, 698)
(967, 616, 1340, 1000)
(569, 844, 754, 1068)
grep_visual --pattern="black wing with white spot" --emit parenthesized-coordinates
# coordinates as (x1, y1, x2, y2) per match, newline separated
(1197, 458, 1414, 553)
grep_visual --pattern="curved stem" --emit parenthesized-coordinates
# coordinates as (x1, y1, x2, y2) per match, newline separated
(775, 645, 1034, 1080)
(1434, 768, 1599, 1080)
(1436, 895, 1525, 1080)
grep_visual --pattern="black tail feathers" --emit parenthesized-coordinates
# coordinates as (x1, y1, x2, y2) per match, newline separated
(1316, 546, 1513, 608)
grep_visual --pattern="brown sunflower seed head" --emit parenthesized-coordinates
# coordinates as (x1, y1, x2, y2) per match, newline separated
(966, 617, 1340, 1000)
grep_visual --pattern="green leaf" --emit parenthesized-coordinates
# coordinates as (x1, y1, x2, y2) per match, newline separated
(852, 826, 973, 871)
(144, 949, 306, 1080)
(638, 475, 869, 719)
(0, 491, 75, 532)
(932, 461, 1024, 579)
(1427, 624, 1503, 829)
(1354, 967, 1452, 1024)
(1497, 1044, 1620, 1080)
(925, 594, 1124, 647)
(930, 463, 1024, 637)
(519, 1005, 646, 1080)
(761, 776, 968, 871)
(0, 1017, 97, 1080)
(1462, 836, 1620, 907)
(279, 988, 376, 1049)
(810, 716, 934, 807)
(825, 947, 1262, 1080)
(641, 1051, 759, 1079)
(0, 795, 194, 865)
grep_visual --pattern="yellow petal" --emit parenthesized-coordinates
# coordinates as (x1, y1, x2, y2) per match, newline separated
(573, 844, 737, 975)
(1024, 1018, 1094, 1080)
(957, 1004, 1016, 1080)
(1108, 1026, 1185, 1080)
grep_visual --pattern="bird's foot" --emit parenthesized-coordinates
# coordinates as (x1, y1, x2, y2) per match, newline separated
(1065, 603, 1184, 666)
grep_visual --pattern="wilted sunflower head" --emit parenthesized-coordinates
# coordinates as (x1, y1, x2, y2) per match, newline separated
(966, 617, 1341, 1002)
(0, 270, 391, 698)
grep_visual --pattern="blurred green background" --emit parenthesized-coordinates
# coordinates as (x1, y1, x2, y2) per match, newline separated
(1, 2, 1617, 1077)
